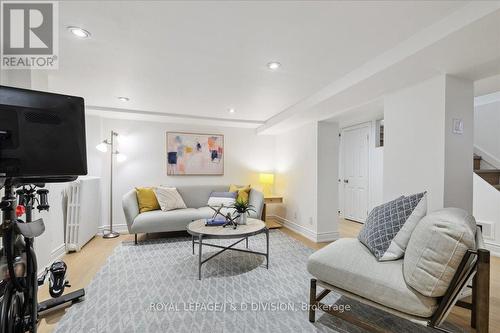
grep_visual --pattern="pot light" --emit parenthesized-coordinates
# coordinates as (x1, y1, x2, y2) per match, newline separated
(117, 96, 130, 102)
(67, 26, 91, 39)
(228, 108, 235, 113)
(267, 62, 281, 71)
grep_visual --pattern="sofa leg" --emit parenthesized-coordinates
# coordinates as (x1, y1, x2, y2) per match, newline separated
(309, 278, 317, 323)
(474, 249, 490, 333)
(135, 234, 138, 245)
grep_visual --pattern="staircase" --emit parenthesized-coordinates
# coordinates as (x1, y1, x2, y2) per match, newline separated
(474, 154, 500, 191)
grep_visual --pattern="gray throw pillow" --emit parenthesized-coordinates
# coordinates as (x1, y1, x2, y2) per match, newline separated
(358, 192, 426, 261)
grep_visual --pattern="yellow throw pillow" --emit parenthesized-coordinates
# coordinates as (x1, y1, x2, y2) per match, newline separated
(229, 184, 251, 204)
(135, 187, 160, 213)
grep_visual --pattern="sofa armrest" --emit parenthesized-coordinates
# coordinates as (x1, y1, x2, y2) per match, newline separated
(248, 189, 264, 220)
(122, 189, 139, 232)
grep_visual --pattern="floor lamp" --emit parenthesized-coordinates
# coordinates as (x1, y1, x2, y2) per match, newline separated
(96, 130, 127, 239)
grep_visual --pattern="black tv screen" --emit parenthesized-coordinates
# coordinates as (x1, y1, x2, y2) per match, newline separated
(0, 86, 87, 181)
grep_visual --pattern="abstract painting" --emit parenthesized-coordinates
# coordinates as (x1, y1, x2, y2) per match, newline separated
(166, 132, 224, 175)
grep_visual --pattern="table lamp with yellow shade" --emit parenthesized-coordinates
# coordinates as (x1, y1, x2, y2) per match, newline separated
(259, 173, 274, 196)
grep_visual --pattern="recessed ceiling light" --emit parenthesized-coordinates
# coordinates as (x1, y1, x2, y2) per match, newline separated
(67, 26, 91, 39)
(228, 108, 235, 113)
(267, 62, 281, 71)
(117, 96, 130, 102)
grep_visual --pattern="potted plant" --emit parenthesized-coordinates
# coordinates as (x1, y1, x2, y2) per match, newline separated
(230, 199, 256, 225)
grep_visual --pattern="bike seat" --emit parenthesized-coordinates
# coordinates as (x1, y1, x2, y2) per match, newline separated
(14, 218, 45, 238)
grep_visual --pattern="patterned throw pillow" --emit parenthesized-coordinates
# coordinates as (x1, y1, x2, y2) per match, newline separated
(207, 191, 237, 207)
(358, 192, 427, 261)
(153, 187, 187, 211)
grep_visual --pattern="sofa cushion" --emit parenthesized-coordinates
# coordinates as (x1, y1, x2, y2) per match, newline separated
(131, 208, 200, 233)
(229, 184, 251, 203)
(154, 187, 187, 211)
(307, 238, 438, 318)
(135, 187, 160, 213)
(175, 185, 229, 208)
(358, 192, 426, 261)
(403, 208, 476, 297)
(207, 191, 237, 207)
(197, 206, 216, 219)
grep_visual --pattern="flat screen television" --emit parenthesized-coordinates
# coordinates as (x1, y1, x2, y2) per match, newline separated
(0, 86, 87, 183)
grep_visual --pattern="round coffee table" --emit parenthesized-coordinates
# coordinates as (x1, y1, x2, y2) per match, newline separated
(187, 218, 269, 280)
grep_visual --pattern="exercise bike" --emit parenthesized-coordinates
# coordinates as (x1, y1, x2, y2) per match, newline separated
(0, 179, 84, 333)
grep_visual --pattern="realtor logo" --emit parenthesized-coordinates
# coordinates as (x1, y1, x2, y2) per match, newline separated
(1, 1, 58, 69)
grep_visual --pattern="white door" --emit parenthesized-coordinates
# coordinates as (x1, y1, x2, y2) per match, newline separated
(341, 124, 370, 223)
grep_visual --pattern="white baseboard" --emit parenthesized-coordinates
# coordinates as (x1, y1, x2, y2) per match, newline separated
(269, 215, 339, 243)
(50, 243, 66, 261)
(316, 231, 340, 242)
(484, 240, 500, 258)
(98, 223, 129, 235)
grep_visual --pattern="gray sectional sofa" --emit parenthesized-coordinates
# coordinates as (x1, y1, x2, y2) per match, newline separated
(122, 185, 264, 244)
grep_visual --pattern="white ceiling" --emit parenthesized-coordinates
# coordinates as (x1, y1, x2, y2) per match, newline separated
(262, 1, 500, 133)
(48, 0, 470, 125)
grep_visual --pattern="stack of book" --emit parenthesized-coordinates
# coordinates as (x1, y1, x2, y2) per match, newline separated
(205, 217, 226, 226)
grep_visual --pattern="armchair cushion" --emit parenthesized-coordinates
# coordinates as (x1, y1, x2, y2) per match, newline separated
(403, 208, 476, 297)
(307, 238, 438, 318)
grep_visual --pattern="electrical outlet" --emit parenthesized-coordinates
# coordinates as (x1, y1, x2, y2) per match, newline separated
(293, 212, 297, 220)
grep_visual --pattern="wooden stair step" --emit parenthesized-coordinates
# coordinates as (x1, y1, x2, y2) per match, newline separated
(495, 184, 500, 191)
(473, 155, 482, 160)
(475, 169, 500, 186)
(474, 169, 500, 174)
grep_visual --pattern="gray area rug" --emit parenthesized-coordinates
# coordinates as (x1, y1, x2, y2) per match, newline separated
(55, 230, 464, 333)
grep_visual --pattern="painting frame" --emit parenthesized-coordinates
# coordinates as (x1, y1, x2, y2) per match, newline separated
(166, 132, 225, 176)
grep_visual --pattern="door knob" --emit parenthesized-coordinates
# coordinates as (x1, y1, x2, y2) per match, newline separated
(344, 179, 349, 183)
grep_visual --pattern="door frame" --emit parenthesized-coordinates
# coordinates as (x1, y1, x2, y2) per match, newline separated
(339, 122, 371, 223)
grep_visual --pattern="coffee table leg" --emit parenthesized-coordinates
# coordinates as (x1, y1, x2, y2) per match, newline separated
(246, 237, 248, 249)
(192, 235, 195, 255)
(198, 235, 203, 280)
(266, 228, 269, 269)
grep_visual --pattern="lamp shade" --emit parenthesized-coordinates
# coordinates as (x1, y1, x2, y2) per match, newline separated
(96, 142, 108, 152)
(259, 173, 274, 185)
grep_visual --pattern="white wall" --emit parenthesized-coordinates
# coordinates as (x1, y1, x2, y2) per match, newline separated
(384, 75, 474, 213)
(474, 100, 500, 167)
(384, 76, 446, 211)
(86, 116, 276, 230)
(274, 121, 340, 242)
(317, 121, 339, 239)
(274, 122, 318, 237)
(443, 76, 474, 212)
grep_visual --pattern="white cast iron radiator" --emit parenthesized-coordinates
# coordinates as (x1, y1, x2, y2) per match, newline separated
(63, 176, 101, 252)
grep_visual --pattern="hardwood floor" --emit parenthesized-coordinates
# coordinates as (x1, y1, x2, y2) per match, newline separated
(37, 219, 500, 333)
